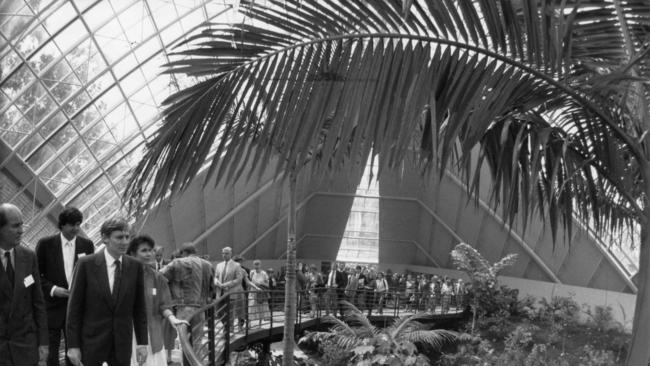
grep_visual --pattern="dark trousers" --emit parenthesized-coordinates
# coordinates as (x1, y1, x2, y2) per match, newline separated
(48, 327, 72, 366)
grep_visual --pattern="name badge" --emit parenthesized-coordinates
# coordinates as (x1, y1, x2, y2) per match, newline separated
(77, 253, 86, 258)
(152, 288, 157, 296)
(24, 275, 35, 288)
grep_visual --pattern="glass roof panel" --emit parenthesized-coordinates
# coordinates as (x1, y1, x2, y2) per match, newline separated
(1, 0, 234, 244)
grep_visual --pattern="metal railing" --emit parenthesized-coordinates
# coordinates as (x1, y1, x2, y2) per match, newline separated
(177, 288, 469, 365)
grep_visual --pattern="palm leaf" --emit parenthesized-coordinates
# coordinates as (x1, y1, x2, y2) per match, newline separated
(398, 329, 460, 350)
(124, 1, 646, 246)
(389, 312, 435, 340)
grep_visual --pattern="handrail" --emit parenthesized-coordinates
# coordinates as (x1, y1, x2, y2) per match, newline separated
(177, 292, 232, 366)
(175, 287, 471, 365)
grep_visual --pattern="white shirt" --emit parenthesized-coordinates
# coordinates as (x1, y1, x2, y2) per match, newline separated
(0, 247, 14, 272)
(61, 233, 76, 286)
(327, 270, 335, 287)
(103, 249, 122, 293)
(50, 234, 77, 297)
(376, 278, 388, 292)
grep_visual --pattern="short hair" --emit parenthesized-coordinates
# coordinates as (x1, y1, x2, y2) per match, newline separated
(127, 235, 155, 256)
(179, 242, 196, 255)
(100, 218, 130, 238)
(232, 255, 244, 262)
(222, 246, 232, 253)
(0, 203, 20, 228)
(58, 207, 83, 229)
(253, 260, 261, 265)
(0, 205, 7, 228)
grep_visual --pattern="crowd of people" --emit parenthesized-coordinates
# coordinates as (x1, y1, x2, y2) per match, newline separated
(0, 202, 469, 366)
(290, 262, 469, 317)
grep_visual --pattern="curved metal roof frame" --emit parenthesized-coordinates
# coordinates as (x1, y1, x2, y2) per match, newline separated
(0, 0, 234, 241)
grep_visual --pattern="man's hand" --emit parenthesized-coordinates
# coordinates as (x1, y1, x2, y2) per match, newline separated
(168, 315, 190, 327)
(67, 348, 83, 366)
(38, 345, 48, 365)
(136, 345, 147, 365)
(53, 287, 69, 298)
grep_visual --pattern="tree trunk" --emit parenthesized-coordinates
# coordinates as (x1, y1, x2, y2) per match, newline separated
(282, 171, 298, 366)
(625, 197, 650, 365)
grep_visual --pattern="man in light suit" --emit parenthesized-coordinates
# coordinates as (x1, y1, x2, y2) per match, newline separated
(36, 207, 94, 366)
(66, 218, 148, 366)
(214, 246, 244, 331)
(153, 246, 169, 271)
(0, 203, 49, 366)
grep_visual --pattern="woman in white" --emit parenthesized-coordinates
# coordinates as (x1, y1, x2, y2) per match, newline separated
(249, 260, 271, 327)
(127, 235, 187, 366)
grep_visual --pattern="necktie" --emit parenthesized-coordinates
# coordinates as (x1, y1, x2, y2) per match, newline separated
(221, 261, 228, 283)
(4, 252, 14, 288)
(113, 259, 121, 300)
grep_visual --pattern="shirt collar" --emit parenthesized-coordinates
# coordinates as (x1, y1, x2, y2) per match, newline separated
(60, 233, 76, 246)
(103, 248, 122, 264)
(0, 247, 14, 257)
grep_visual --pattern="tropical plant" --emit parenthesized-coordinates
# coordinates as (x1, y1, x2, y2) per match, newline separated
(298, 301, 458, 365)
(123, 1, 650, 364)
(451, 242, 518, 332)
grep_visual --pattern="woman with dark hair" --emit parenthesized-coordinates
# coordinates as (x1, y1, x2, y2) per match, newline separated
(127, 235, 187, 365)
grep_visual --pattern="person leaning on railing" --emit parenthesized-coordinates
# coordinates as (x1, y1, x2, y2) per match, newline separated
(161, 242, 214, 362)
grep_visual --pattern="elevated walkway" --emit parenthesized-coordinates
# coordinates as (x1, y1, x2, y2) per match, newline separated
(178, 289, 468, 365)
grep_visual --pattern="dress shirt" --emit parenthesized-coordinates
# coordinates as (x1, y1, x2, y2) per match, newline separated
(61, 233, 76, 284)
(376, 278, 388, 292)
(0, 247, 14, 271)
(327, 270, 335, 287)
(103, 249, 122, 293)
(49, 234, 77, 297)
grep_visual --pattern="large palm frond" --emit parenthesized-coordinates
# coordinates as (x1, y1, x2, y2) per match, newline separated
(339, 300, 380, 337)
(388, 312, 436, 340)
(124, 0, 645, 244)
(398, 329, 460, 349)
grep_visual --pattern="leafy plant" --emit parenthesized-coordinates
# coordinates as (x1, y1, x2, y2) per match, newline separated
(298, 301, 458, 365)
(451, 243, 518, 333)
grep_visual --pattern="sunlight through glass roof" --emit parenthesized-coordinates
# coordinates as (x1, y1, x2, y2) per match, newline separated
(0, 0, 235, 240)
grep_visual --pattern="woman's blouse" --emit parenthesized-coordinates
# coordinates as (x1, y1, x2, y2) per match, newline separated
(143, 265, 173, 354)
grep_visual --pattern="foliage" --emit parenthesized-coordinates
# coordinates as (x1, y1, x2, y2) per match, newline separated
(440, 295, 630, 365)
(122, 0, 650, 363)
(451, 244, 518, 286)
(298, 302, 458, 366)
(450, 243, 518, 333)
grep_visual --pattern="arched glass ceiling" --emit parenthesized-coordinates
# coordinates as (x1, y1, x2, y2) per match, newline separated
(0, 0, 234, 241)
(0, 0, 640, 279)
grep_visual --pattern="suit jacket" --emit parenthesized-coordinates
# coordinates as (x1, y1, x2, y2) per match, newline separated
(214, 259, 243, 297)
(154, 259, 169, 271)
(346, 274, 363, 296)
(66, 250, 147, 366)
(326, 269, 347, 289)
(0, 246, 48, 366)
(35, 234, 94, 329)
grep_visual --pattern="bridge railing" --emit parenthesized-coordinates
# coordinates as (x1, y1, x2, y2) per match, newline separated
(177, 288, 470, 365)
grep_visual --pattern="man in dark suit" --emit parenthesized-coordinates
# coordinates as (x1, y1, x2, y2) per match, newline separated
(66, 218, 147, 366)
(0, 203, 49, 366)
(325, 262, 347, 317)
(36, 207, 94, 366)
